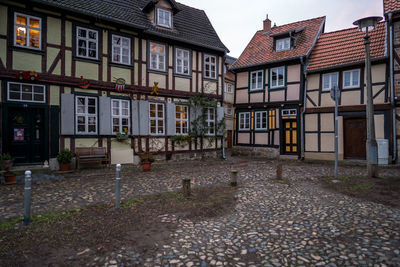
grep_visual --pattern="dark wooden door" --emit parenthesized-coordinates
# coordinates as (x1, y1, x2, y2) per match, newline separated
(227, 130, 232, 148)
(283, 119, 297, 154)
(8, 107, 45, 164)
(344, 118, 366, 159)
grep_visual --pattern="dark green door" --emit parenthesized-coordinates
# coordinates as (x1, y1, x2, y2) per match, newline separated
(8, 107, 45, 164)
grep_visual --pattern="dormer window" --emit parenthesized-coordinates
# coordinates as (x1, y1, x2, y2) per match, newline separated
(276, 37, 290, 52)
(157, 8, 172, 28)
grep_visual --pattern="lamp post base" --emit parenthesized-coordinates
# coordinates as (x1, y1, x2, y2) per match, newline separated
(367, 139, 378, 178)
(367, 163, 377, 178)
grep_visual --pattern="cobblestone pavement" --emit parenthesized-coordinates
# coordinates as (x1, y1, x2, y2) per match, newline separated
(1, 158, 400, 266)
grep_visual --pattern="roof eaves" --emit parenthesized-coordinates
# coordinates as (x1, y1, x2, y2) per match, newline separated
(231, 56, 302, 71)
(144, 29, 227, 53)
(307, 56, 388, 74)
(31, 0, 147, 30)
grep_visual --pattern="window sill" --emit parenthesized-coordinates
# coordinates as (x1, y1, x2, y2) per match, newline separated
(269, 86, 286, 91)
(174, 73, 192, 79)
(73, 134, 99, 137)
(109, 62, 133, 69)
(10, 45, 45, 55)
(249, 89, 264, 93)
(147, 68, 168, 75)
(73, 56, 101, 65)
(203, 77, 218, 82)
(343, 86, 360, 90)
(254, 129, 269, 133)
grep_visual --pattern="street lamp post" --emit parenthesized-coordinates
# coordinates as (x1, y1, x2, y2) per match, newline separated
(353, 16, 382, 178)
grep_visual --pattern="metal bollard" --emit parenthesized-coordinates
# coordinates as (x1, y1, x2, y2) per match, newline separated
(115, 164, 121, 208)
(24, 170, 32, 226)
(230, 170, 238, 186)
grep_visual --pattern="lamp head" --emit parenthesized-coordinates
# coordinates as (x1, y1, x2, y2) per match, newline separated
(353, 16, 382, 32)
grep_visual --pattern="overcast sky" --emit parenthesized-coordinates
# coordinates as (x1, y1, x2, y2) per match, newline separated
(177, 0, 383, 58)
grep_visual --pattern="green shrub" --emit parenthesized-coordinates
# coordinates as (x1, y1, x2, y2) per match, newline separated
(56, 149, 74, 163)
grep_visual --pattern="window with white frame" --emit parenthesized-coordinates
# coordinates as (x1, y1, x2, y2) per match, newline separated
(205, 107, 215, 135)
(226, 83, 233, 93)
(7, 82, 46, 103)
(276, 37, 290, 52)
(255, 111, 268, 130)
(149, 103, 165, 135)
(112, 99, 130, 134)
(238, 112, 250, 131)
(175, 105, 188, 134)
(14, 13, 41, 49)
(270, 66, 285, 88)
(204, 54, 217, 79)
(76, 27, 98, 59)
(76, 96, 97, 134)
(112, 35, 131, 65)
(250, 70, 264, 90)
(157, 8, 172, 28)
(322, 72, 338, 91)
(149, 42, 166, 71)
(343, 69, 360, 88)
(175, 48, 190, 75)
(226, 105, 232, 115)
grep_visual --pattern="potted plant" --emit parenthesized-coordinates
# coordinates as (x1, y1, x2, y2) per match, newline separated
(4, 171, 17, 185)
(0, 153, 14, 171)
(56, 149, 74, 171)
(139, 152, 155, 172)
(1, 154, 16, 185)
(116, 128, 129, 141)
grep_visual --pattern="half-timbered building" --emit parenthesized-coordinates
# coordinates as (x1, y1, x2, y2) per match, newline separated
(304, 22, 391, 161)
(224, 55, 236, 149)
(0, 0, 227, 167)
(384, 0, 400, 163)
(230, 16, 325, 157)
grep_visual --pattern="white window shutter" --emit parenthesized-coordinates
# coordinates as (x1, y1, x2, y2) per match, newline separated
(131, 100, 140, 135)
(166, 102, 176, 136)
(189, 105, 202, 131)
(139, 100, 149, 135)
(217, 106, 225, 135)
(60, 93, 74, 135)
(99, 96, 112, 135)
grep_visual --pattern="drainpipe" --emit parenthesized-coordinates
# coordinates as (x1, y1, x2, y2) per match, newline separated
(301, 56, 307, 160)
(221, 52, 227, 160)
(389, 13, 397, 163)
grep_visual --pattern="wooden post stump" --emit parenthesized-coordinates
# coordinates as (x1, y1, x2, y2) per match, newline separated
(231, 170, 238, 186)
(182, 178, 191, 197)
(276, 161, 282, 180)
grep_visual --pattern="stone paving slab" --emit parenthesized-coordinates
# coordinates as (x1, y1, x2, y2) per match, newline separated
(1, 158, 400, 266)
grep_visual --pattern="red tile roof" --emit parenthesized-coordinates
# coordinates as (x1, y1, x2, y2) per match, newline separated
(307, 22, 386, 72)
(384, 0, 400, 14)
(225, 70, 235, 81)
(231, 16, 325, 70)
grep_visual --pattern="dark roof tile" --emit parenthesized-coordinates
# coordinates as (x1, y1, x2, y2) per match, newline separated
(32, 0, 228, 52)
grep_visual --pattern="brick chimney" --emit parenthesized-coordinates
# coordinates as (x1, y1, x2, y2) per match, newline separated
(263, 14, 271, 32)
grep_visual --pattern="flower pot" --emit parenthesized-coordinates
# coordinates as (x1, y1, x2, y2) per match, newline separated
(4, 173, 16, 185)
(141, 162, 152, 172)
(59, 162, 71, 171)
(1, 160, 13, 171)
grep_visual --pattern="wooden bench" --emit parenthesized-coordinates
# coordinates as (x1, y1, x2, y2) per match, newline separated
(75, 147, 110, 169)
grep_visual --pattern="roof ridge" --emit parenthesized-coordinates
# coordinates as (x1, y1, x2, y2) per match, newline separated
(320, 21, 385, 37)
(269, 16, 325, 31)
